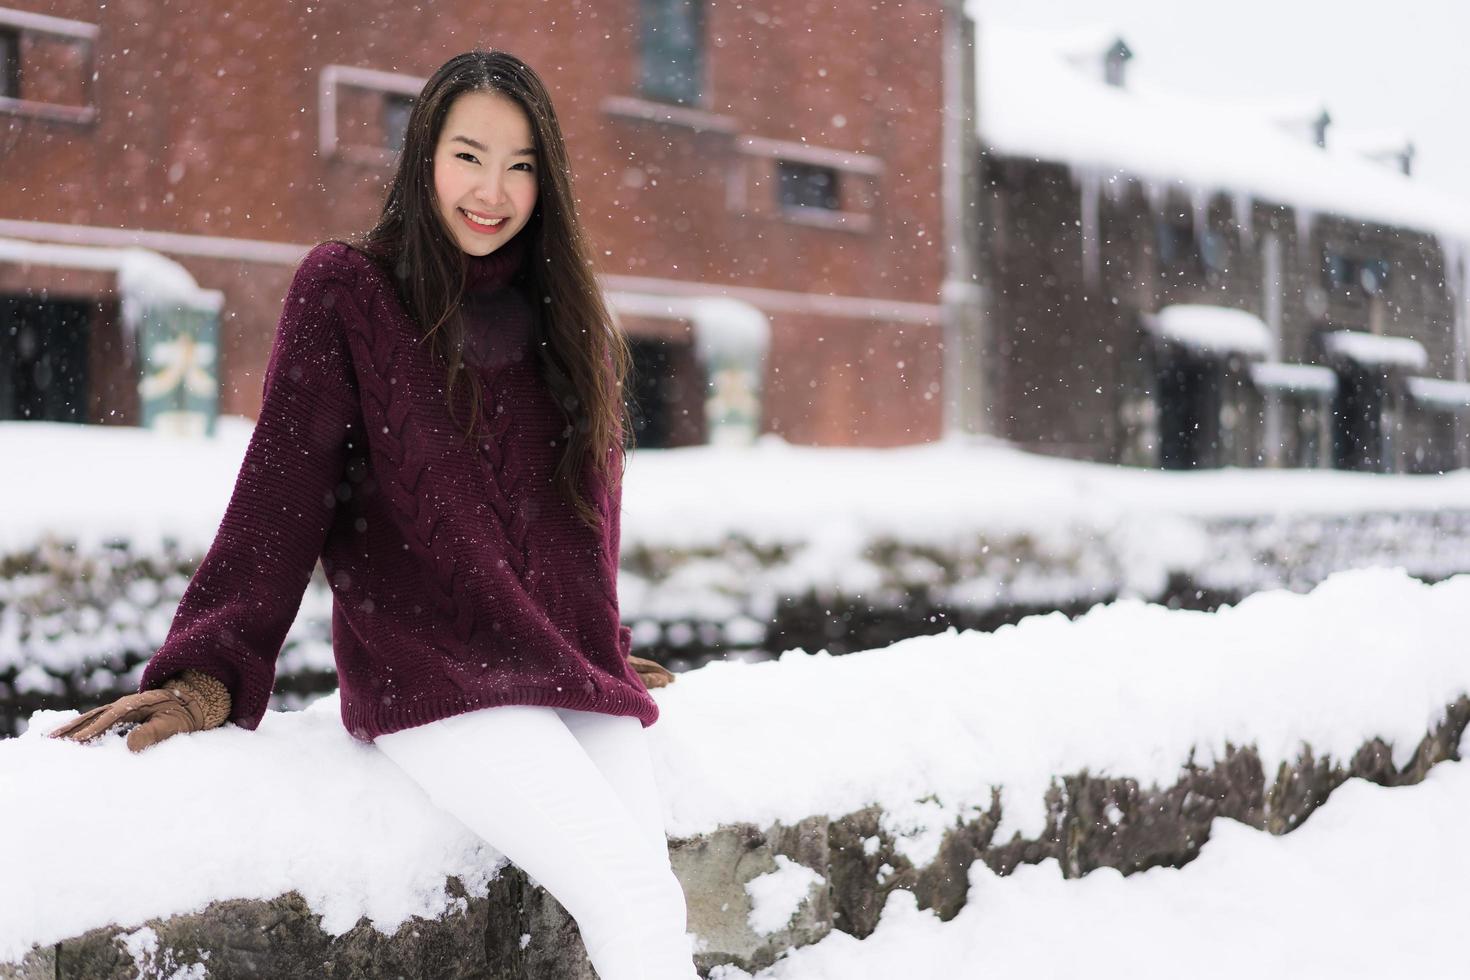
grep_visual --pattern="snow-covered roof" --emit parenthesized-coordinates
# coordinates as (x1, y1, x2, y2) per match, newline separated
(1335, 129, 1415, 160)
(607, 291, 770, 365)
(0, 237, 224, 354)
(1249, 361, 1338, 395)
(976, 25, 1470, 242)
(1406, 376, 1470, 411)
(1053, 29, 1131, 84)
(1141, 304, 1274, 358)
(1322, 330, 1429, 371)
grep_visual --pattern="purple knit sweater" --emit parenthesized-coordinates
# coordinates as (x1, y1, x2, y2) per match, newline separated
(137, 233, 658, 741)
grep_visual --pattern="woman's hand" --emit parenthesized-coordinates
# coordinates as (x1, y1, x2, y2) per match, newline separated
(629, 655, 675, 690)
(46, 670, 232, 753)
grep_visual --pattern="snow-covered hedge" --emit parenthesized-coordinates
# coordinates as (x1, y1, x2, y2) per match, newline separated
(6, 423, 1470, 735)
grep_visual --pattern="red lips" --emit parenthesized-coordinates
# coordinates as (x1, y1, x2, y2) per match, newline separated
(459, 208, 508, 235)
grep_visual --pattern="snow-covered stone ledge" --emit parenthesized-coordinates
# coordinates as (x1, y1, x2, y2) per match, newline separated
(3, 567, 1467, 978)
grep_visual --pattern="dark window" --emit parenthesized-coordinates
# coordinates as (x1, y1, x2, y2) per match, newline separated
(383, 93, 414, 153)
(1155, 214, 1198, 277)
(0, 298, 91, 423)
(1155, 212, 1227, 279)
(1155, 350, 1222, 469)
(626, 338, 680, 448)
(625, 336, 710, 447)
(1330, 366, 1389, 471)
(639, 0, 704, 106)
(1, 28, 19, 100)
(1407, 408, 1458, 475)
(1287, 396, 1328, 469)
(777, 160, 840, 210)
(1323, 250, 1389, 298)
(1198, 226, 1228, 276)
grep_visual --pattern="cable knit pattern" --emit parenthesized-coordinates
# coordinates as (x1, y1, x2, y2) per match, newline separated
(163, 669, 233, 730)
(474, 383, 533, 584)
(136, 235, 657, 742)
(337, 285, 479, 642)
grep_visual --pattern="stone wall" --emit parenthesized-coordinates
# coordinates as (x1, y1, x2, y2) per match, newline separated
(6, 695, 1464, 979)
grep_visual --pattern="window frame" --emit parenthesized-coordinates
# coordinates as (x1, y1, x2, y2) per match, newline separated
(737, 135, 881, 234)
(0, 7, 99, 125)
(319, 63, 426, 167)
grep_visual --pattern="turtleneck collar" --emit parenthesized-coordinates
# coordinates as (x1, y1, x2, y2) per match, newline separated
(464, 231, 529, 295)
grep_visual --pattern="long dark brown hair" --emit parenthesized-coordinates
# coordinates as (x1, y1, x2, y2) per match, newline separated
(339, 50, 633, 529)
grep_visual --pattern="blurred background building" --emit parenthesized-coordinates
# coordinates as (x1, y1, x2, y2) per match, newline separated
(0, 0, 965, 449)
(2, 2, 1466, 470)
(978, 26, 1470, 474)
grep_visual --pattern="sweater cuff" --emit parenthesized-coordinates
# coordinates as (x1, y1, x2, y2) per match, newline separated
(163, 669, 233, 730)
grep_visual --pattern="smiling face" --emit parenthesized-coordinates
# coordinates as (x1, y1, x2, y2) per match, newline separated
(432, 90, 539, 256)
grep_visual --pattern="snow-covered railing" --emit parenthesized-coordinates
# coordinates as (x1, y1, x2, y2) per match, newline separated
(1141, 304, 1274, 359)
(1406, 375, 1470, 410)
(1322, 329, 1429, 371)
(1249, 361, 1338, 395)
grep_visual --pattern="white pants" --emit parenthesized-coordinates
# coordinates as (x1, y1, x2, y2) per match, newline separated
(374, 704, 700, 980)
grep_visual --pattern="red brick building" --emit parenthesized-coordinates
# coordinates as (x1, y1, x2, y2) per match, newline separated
(1, 0, 982, 448)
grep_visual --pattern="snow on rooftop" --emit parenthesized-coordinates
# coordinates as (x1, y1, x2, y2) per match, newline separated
(1142, 304, 1274, 358)
(607, 291, 770, 365)
(975, 24, 1470, 242)
(1322, 330, 1429, 370)
(1334, 128, 1415, 158)
(0, 236, 224, 354)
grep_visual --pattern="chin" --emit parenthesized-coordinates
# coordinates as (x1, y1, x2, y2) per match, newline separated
(452, 235, 491, 256)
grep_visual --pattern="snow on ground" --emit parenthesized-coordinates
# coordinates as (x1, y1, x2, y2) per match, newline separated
(4, 565, 1467, 964)
(710, 756, 1470, 980)
(12, 419, 1470, 680)
(3, 417, 1468, 559)
(0, 419, 264, 555)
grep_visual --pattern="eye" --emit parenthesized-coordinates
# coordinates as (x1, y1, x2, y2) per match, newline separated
(512, 162, 536, 172)
(456, 152, 479, 164)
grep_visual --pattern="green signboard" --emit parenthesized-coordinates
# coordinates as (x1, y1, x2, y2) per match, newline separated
(137, 304, 220, 437)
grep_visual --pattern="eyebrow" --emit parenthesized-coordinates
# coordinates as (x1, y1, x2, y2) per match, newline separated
(450, 135, 536, 155)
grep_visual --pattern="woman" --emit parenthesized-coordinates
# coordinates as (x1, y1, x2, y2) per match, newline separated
(47, 51, 699, 980)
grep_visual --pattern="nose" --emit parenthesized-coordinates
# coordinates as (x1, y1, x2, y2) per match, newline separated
(476, 173, 509, 208)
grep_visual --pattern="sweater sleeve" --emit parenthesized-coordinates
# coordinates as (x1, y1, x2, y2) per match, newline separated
(608, 440, 634, 661)
(137, 245, 360, 729)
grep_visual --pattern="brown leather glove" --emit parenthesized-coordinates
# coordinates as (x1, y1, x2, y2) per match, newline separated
(46, 669, 233, 753)
(629, 655, 675, 690)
